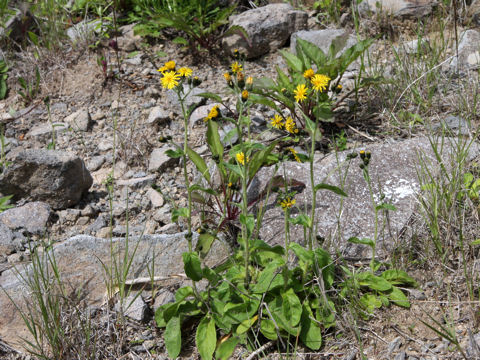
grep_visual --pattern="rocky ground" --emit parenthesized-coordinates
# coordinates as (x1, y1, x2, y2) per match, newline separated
(1, 0, 480, 359)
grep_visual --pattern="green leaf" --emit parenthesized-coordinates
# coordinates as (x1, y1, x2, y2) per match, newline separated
(224, 162, 243, 177)
(190, 184, 218, 196)
(173, 36, 188, 45)
(165, 148, 184, 158)
(260, 319, 278, 340)
(280, 50, 304, 73)
(288, 214, 312, 228)
(381, 269, 417, 287)
(195, 232, 216, 259)
(207, 116, 224, 160)
(198, 92, 223, 103)
(171, 207, 189, 222)
(236, 315, 258, 335)
(175, 286, 194, 302)
(183, 252, 203, 281)
(297, 38, 327, 69)
(239, 213, 255, 238)
(358, 273, 392, 292)
(289, 243, 313, 264)
(375, 203, 397, 211)
(251, 260, 285, 293)
(165, 316, 182, 358)
(348, 237, 375, 249)
(196, 316, 216, 360)
(0, 80, 7, 100)
(215, 337, 239, 360)
(299, 304, 322, 350)
(388, 286, 410, 308)
(314, 183, 347, 197)
(223, 300, 260, 327)
(282, 288, 302, 328)
(186, 146, 210, 182)
(359, 294, 382, 313)
(471, 239, 480, 246)
(248, 141, 278, 179)
(28, 31, 39, 46)
(314, 247, 335, 289)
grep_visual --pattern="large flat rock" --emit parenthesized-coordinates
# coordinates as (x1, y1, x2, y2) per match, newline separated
(0, 232, 230, 348)
(256, 137, 479, 259)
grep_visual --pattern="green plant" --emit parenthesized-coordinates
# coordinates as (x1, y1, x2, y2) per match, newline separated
(18, 66, 41, 105)
(129, 0, 241, 55)
(0, 58, 8, 99)
(0, 194, 13, 212)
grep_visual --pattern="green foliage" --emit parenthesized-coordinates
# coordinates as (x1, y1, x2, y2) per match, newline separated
(0, 194, 13, 212)
(18, 66, 41, 105)
(0, 59, 8, 100)
(129, 0, 237, 54)
(156, 240, 336, 357)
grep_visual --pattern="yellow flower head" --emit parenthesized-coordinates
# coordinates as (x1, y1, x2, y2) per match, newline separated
(158, 60, 176, 73)
(303, 68, 315, 79)
(241, 89, 249, 101)
(231, 61, 243, 74)
(294, 84, 308, 102)
(160, 71, 181, 89)
(285, 116, 298, 134)
(246, 76, 253, 86)
(178, 67, 193, 77)
(311, 74, 331, 92)
(224, 72, 232, 82)
(205, 105, 220, 122)
(280, 197, 296, 210)
(288, 147, 301, 163)
(236, 152, 249, 165)
(270, 114, 284, 129)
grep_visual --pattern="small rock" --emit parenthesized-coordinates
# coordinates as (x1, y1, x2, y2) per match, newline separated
(0, 202, 51, 234)
(158, 223, 179, 234)
(388, 337, 403, 355)
(98, 140, 113, 151)
(407, 288, 427, 300)
(87, 155, 105, 172)
(146, 188, 164, 208)
(0, 223, 14, 255)
(147, 106, 170, 126)
(117, 175, 156, 190)
(91, 110, 105, 121)
(148, 146, 179, 172)
(449, 29, 480, 69)
(96, 227, 111, 238)
(219, 123, 239, 147)
(64, 109, 91, 132)
(7, 253, 23, 263)
(395, 352, 406, 360)
(76, 216, 90, 226)
(86, 215, 107, 233)
(27, 122, 68, 141)
(115, 294, 149, 322)
(144, 86, 161, 99)
(153, 290, 175, 311)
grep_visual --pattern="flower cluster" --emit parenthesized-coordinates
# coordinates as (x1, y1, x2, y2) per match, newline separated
(359, 150, 372, 169)
(280, 196, 296, 210)
(223, 60, 253, 95)
(157, 60, 195, 90)
(270, 114, 299, 134)
(294, 69, 331, 103)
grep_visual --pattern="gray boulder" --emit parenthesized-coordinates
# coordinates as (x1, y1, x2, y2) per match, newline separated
(0, 149, 93, 209)
(0, 202, 51, 235)
(222, 3, 308, 59)
(0, 232, 230, 347)
(167, 85, 206, 113)
(290, 29, 357, 58)
(359, 0, 436, 18)
(255, 137, 479, 259)
(448, 29, 480, 70)
(64, 109, 91, 132)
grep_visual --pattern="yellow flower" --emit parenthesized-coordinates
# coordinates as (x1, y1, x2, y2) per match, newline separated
(285, 116, 298, 134)
(294, 84, 308, 102)
(236, 152, 249, 165)
(280, 197, 296, 210)
(231, 61, 243, 74)
(158, 60, 176, 73)
(161, 71, 181, 89)
(311, 74, 330, 92)
(205, 105, 220, 122)
(224, 72, 232, 82)
(288, 147, 301, 163)
(178, 67, 193, 77)
(246, 76, 253, 86)
(241, 89, 249, 101)
(303, 68, 315, 79)
(270, 114, 284, 129)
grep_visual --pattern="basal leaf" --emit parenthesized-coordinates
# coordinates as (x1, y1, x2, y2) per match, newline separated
(165, 316, 182, 358)
(388, 286, 410, 308)
(215, 336, 239, 360)
(299, 304, 322, 350)
(196, 316, 216, 360)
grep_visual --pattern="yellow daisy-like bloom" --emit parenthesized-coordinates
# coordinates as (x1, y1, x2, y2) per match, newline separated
(224, 72, 232, 82)
(246, 76, 253, 86)
(204, 105, 220, 122)
(270, 114, 284, 129)
(178, 67, 193, 77)
(236, 152, 249, 165)
(285, 116, 298, 134)
(294, 84, 308, 102)
(158, 60, 176, 73)
(288, 148, 301, 163)
(280, 197, 296, 210)
(161, 71, 181, 89)
(311, 74, 331, 92)
(231, 61, 243, 74)
(241, 89, 249, 101)
(303, 68, 315, 79)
